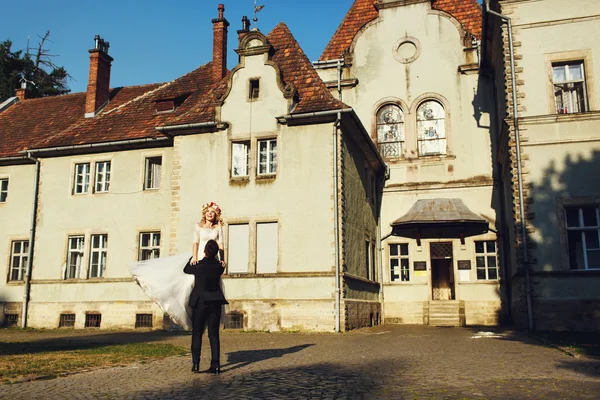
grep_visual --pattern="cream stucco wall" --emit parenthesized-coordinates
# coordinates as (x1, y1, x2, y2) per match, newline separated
(23, 147, 173, 328)
(0, 164, 36, 316)
(506, 0, 600, 117)
(314, 1, 501, 326)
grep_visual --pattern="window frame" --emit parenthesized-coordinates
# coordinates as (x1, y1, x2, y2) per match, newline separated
(89, 234, 108, 278)
(94, 161, 111, 193)
(8, 240, 29, 282)
(375, 104, 405, 159)
(564, 205, 600, 270)
(73, 163, 91, 194)
(139, 232, 161, 261)
(416, 100, 447, 157)
(232, 141, 251, 178)
(257, 138, 277, 176)
(249, 78, 260, 101)
(474, 240, 499, 280)
(0, 178, 8, 202)
(389, 243, 410, 282)
(552, 60, 589, 114)
(144, 156, 162, 190)
(65, 235, 85, 279)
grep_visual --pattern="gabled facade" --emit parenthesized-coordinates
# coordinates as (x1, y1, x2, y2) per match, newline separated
(317, 0, 504, 326)
(484, 0, 600, 331)
(0, 6, 384, 331)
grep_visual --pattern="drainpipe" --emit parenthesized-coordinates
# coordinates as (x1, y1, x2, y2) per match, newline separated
(485, 0, 534, 331)
(333, 112, 342, 333)
(22, 151, 40, 328)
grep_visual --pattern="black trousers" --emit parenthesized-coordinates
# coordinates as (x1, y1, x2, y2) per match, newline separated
(191, 303, 222, 368)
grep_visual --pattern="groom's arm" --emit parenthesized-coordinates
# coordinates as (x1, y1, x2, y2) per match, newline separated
(183, 260, 196, 274)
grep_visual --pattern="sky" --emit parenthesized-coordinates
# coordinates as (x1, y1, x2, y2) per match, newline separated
(2, 0, 356, 93)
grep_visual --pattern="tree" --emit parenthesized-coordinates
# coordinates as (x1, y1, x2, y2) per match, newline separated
(0, 31, 70, 101)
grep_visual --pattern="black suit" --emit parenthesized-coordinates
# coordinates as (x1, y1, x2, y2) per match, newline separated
(184, 256, 228, 368)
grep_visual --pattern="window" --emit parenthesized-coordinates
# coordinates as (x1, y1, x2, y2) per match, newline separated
(258, 139, 277, 175)
(139, 232, 161, 261)
(135, 314, 153, 328)
(376, 104, 405, 158)
(89, 234, 108, 278)
(475, 241, 498, 280)
(85, 313, 101, 328)
(65, 236, 85, 279)
(95, 161, 111, 193)
(232, 142, 250, 177)
(3, 314, 18, 327)
(59, 313, 76, 328)
(144, 157, 162, 190)
(553, 61, 588, 114)
(225, 312, 244, 329)
(390, 243, 409, 282)
(565, 205, 600, 270)
(74, 163, 91, 194)
(0, 178, 8, 202)
(9, 240, 28, 281)
(371, 242, 376, 281)
(249, 79, 260, 100)
(256, 222, 278, 273)
(417, 101, 446, 156)
(365, 240, 371, 279)
(228, 224, 250, 274)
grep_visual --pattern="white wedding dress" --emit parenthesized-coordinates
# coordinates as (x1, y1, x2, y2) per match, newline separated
(129, 252, 195, 330)
(129, 223, 225, 331)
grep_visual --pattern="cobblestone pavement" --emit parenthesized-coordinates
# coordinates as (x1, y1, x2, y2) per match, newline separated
(1, 325, 600, 399)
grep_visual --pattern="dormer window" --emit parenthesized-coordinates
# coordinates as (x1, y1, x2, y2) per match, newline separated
(154, 94, 190, 114)
(156, 100, 175, 113)
(249, 79, 260, 100)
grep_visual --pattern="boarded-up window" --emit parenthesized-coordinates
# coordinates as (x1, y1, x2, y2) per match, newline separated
(256, 222, 278, 273)
(228, 224, 250, 274)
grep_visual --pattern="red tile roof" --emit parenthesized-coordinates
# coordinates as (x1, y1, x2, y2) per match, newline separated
(320, 0, 379, 62)
(170, 23, 346, 125)
(1, 24, 346, 158)
(320, 0, 482, 61)
(267, 23, 347, 114)
(0, 93, 86, 158)
(35, 64, 219, 149)
(432, 0, 482, 38)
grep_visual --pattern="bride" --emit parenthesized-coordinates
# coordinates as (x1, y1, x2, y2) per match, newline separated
(129, 202, 225, 330)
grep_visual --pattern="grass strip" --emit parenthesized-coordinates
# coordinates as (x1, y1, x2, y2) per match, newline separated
(0, 343, 186, 383)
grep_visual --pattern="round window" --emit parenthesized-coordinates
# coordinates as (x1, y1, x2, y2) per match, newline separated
(393, 37, 421, 64)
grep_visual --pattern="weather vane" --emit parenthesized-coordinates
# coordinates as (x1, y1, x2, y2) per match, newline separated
(253, 0, 264, 30)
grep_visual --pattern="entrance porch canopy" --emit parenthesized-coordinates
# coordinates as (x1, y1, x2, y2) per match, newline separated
(390, 198, 489, 240)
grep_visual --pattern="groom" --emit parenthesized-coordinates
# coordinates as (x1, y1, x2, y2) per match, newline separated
(183, 239, 228, 373)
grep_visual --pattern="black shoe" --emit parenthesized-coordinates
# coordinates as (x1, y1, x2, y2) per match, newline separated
(203, 367, 220, 374)
(191, 363, 199, 373)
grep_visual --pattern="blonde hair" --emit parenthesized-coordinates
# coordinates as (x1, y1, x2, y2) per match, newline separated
(201, 202, 223, 226)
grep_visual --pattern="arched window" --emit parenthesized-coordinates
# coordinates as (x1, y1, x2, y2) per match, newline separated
(417, 100, 446, 156)
(376, 104, 404, 158)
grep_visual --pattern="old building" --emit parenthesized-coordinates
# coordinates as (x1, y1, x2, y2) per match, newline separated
(316, 0, 503, 326)
(483, 0, 600, 330)
(3, 0, 599, 332)
(0, 6, 384, 331)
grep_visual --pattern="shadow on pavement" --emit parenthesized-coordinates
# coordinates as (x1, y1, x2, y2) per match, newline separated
(222, 344, 314, 372)
(464, 326, 600, 377)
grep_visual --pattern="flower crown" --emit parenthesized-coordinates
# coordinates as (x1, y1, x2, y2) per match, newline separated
(202, 201, 222, 215)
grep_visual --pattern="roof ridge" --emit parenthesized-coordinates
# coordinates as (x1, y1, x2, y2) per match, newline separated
(103, 81, 173, 116)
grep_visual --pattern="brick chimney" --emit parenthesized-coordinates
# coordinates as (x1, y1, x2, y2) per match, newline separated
(238, 16, 250, 43)
(85, 35, 113, 118)
(211, 4, 229, 81)
(15, 79, 29, 101)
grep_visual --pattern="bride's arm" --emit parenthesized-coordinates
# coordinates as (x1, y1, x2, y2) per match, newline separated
(192, 224, 200, 264)
(218, 225, 226, 268)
